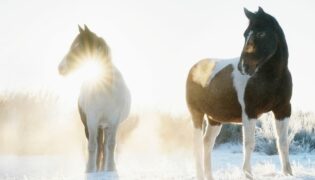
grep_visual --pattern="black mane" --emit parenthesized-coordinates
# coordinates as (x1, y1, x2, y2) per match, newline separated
(254, 9, 288, 61)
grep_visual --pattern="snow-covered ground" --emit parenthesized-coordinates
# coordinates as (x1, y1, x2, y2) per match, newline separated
(0, 96, 314, 180)
(1, 144, 314, 180)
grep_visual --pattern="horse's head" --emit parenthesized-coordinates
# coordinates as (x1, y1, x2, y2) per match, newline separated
(238, 7, 282, 76)
(58, 25, 110, 76)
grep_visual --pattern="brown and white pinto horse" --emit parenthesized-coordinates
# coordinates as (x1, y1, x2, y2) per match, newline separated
(58, 25, 131, 176)
(186, 7, 292, 180)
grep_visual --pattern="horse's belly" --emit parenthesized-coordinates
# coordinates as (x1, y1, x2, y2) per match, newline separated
(204, 100, 242, 123)
(205, 65, 242, 123)
(78, 86, 130, 126)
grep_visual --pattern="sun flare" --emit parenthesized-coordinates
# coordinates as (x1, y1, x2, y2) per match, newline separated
(58, 57, 111, 106)
(74, 58, 104, 83)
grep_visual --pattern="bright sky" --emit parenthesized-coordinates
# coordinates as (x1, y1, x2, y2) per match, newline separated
(0, 0, 314, 113)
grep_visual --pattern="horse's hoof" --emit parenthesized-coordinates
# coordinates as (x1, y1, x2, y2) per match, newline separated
(243, 169, 253, 180)
(282, 164, 293, 176)
(206, 174, 215, 180)
(86, 171, 119, 180)
(245, 173, 254, 180)
(196, 174, 204, 180)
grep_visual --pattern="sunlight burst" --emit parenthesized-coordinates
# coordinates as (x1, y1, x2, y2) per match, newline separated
(75, 58, 104, 84)
(58, 57, 111, 105)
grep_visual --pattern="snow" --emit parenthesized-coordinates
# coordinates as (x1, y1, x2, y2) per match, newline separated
(1, 144, 314, 180)
(0, 98, 314, 180)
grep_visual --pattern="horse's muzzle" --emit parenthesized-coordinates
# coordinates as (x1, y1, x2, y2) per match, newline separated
(58, 63, 68, 76)
(238, 58, 258, 76)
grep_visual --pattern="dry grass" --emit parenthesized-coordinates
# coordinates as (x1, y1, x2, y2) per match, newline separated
(158, 113, 193, 153)
(0, 91, 313, 156)
(0, 91, 139, 155)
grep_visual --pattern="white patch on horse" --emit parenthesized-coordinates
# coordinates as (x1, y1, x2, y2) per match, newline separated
(231, 59, 250, 108)
(274, 118, 292, 175)
(193, 127, 204, 180)
(191, 59, 216, 88)
(192, 58, 240, 88)
(242, 116, 256, 179)
(204, 123, 222, 180)
(244, 30, 255, 53)
(245, 30, 253, 45)
(207, 58, 238, 85)
(231, 59, 256, 178)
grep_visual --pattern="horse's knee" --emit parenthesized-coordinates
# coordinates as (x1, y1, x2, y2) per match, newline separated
(243, 132, 255, 149)
(244, 138, 255, 150)
(106, 137, 117, 151)
(243, 119, 256, 150)
(203, 124, 221, 147)
(274, 118, 290, 150)
(277, 138, 288, 150)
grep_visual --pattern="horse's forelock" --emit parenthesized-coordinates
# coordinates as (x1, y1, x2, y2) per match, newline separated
(250, 9, 280, 29)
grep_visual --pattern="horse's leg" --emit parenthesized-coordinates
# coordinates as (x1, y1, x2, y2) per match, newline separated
(204, 119, 222, 180)
(97, 128, 104, 171)
(274, 118, 292, 175)
(86, 123, 98, 172)
(273, 104, 292, 175)
(78, 105, 89, 139)
(242, 115, 256, 179)
(103, 125, 118, 171)
(190, 109, 205, 180)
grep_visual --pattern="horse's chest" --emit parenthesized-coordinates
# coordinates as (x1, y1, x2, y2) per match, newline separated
(79, 88, 118, 119)
(244, 79, 278, 117)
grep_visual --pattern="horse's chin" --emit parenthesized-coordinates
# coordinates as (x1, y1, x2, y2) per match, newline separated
(245, 69, 256, 76)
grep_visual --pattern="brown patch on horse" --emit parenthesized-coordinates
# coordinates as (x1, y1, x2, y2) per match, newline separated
(187, 60, 242, 128)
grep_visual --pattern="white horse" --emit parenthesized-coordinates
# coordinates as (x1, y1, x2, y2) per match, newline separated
(58, 25, 131, 174)
(186, 8, 292, 179)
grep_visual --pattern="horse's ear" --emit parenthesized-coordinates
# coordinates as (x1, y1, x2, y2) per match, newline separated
(244, 8, 255, 20)
(84, 24, 91, 33)
(78, 25, 84, 33)
(258, 7, 265, 14)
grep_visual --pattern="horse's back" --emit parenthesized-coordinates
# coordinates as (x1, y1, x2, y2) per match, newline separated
(186, 58, 242, 124)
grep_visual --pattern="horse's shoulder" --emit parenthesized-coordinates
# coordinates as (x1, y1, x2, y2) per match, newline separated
(188, 58, 216, 87)
(188, 58, 239, 88)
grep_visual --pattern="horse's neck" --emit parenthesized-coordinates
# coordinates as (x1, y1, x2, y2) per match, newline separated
(258, 42, 289, 80)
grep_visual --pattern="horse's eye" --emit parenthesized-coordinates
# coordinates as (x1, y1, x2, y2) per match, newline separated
(256, 32, 266, 38)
